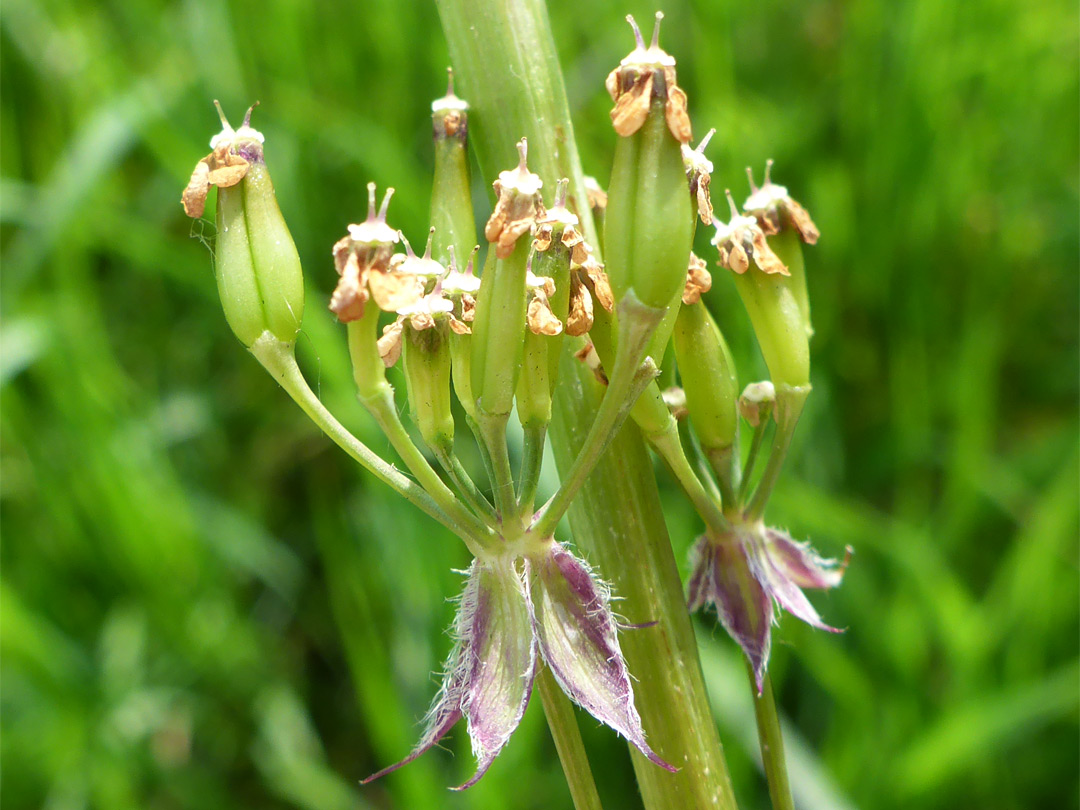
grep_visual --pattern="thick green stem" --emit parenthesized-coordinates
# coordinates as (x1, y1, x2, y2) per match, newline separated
(748, 667, 795, 810)
(249, 334, 479, 551)
(550, 352, 739, 809)
(437, 3, 738, 806)
(536, 665, 604, 810)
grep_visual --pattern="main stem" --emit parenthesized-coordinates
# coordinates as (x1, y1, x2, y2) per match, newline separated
(435, 4, 740, 807)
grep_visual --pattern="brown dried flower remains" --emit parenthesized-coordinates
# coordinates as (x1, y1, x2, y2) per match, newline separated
(682, 253, 713, 305)
(181, 102, 264, 218)
(329, 184, 401, 322)
(605, 14, 692, 144)
(712, 191, 788, 276)
(485, 139, 545, 258)
(743, 161, 820, 245)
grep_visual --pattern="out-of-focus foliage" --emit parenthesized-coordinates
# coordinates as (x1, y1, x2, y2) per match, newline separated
(2, 0, 1076, 808)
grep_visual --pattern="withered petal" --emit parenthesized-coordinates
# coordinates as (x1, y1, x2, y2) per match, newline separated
(328, 255, 369, 323)
(461, 293, 476, 323)
(367, 269, 425, 312)
(610, 72, 653, 137)
(786, 198, 820, 245)
(728, 242, 750, 275)
(581, 259, 614, 312)
(448, 314, 471, 335)
(181, 159, 211, 218)
(376, 320, 404, 367)
(682, 253, 712, 305)
(206, 161, 249, 189)
(751, 231, 789, 276)
(604, 68, 620, 103)
(696, 173, 714, 225)
(566, 277, 594, 337)
(664, 84, 693, 144)
(331, 235, 352, 276)
(527, 297, 564, 336)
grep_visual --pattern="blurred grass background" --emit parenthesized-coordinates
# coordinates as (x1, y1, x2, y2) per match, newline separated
(2, 0, 1077, 808)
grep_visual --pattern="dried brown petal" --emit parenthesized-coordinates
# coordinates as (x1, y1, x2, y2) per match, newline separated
(757, 208, 782, 236)
(367, 269, 426, 312)
(584, 178, 608, 214)
(604, 68, 620, 103)
(448, 314, 471, 335)
(484, 140, 545, 258)
(407, 311, 436, 331)
(206, 159, 249, 189)
(566, 276, 595, 337)
(786, 198, 820, 245)
(329, 252, 369, 322)
(461, 293, 476, 323)
(751, 231, 789, 276)
(727, 242, 749, 275)
(574, 342, 608, 385)
(561, 225, 585, 254)
(182, 159, 211, 218)
(442, 110, 464, 138)
(695, 171, 714, 225)
(533, 224, 554, 252)
(485, 193, 544, 259)
(663, 73, 692, 144)
(527, 297, 563, 336)
(682, 253, 713, 305)
(610, 71, 653, 137)
(580, 258, 614, 313)
(332, 235, 352, 275)
(377, 320, 404, 367)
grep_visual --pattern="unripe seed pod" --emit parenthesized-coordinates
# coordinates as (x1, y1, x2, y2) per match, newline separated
(587, 305, 675, 441)
(431, 69, 477, 268)
(183, 102, 304, 347)
(348, 305, 390, 403)
(444, 246, 482, 421)
(673, 301, 739, 456)
(472, 139, 543, 417)
(713, 191, 809, 390)
(516, 178, 574, 427)
(404, 321, 455, 451)
(743, 161, 819, 338)
(603, 14, 694, 312)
